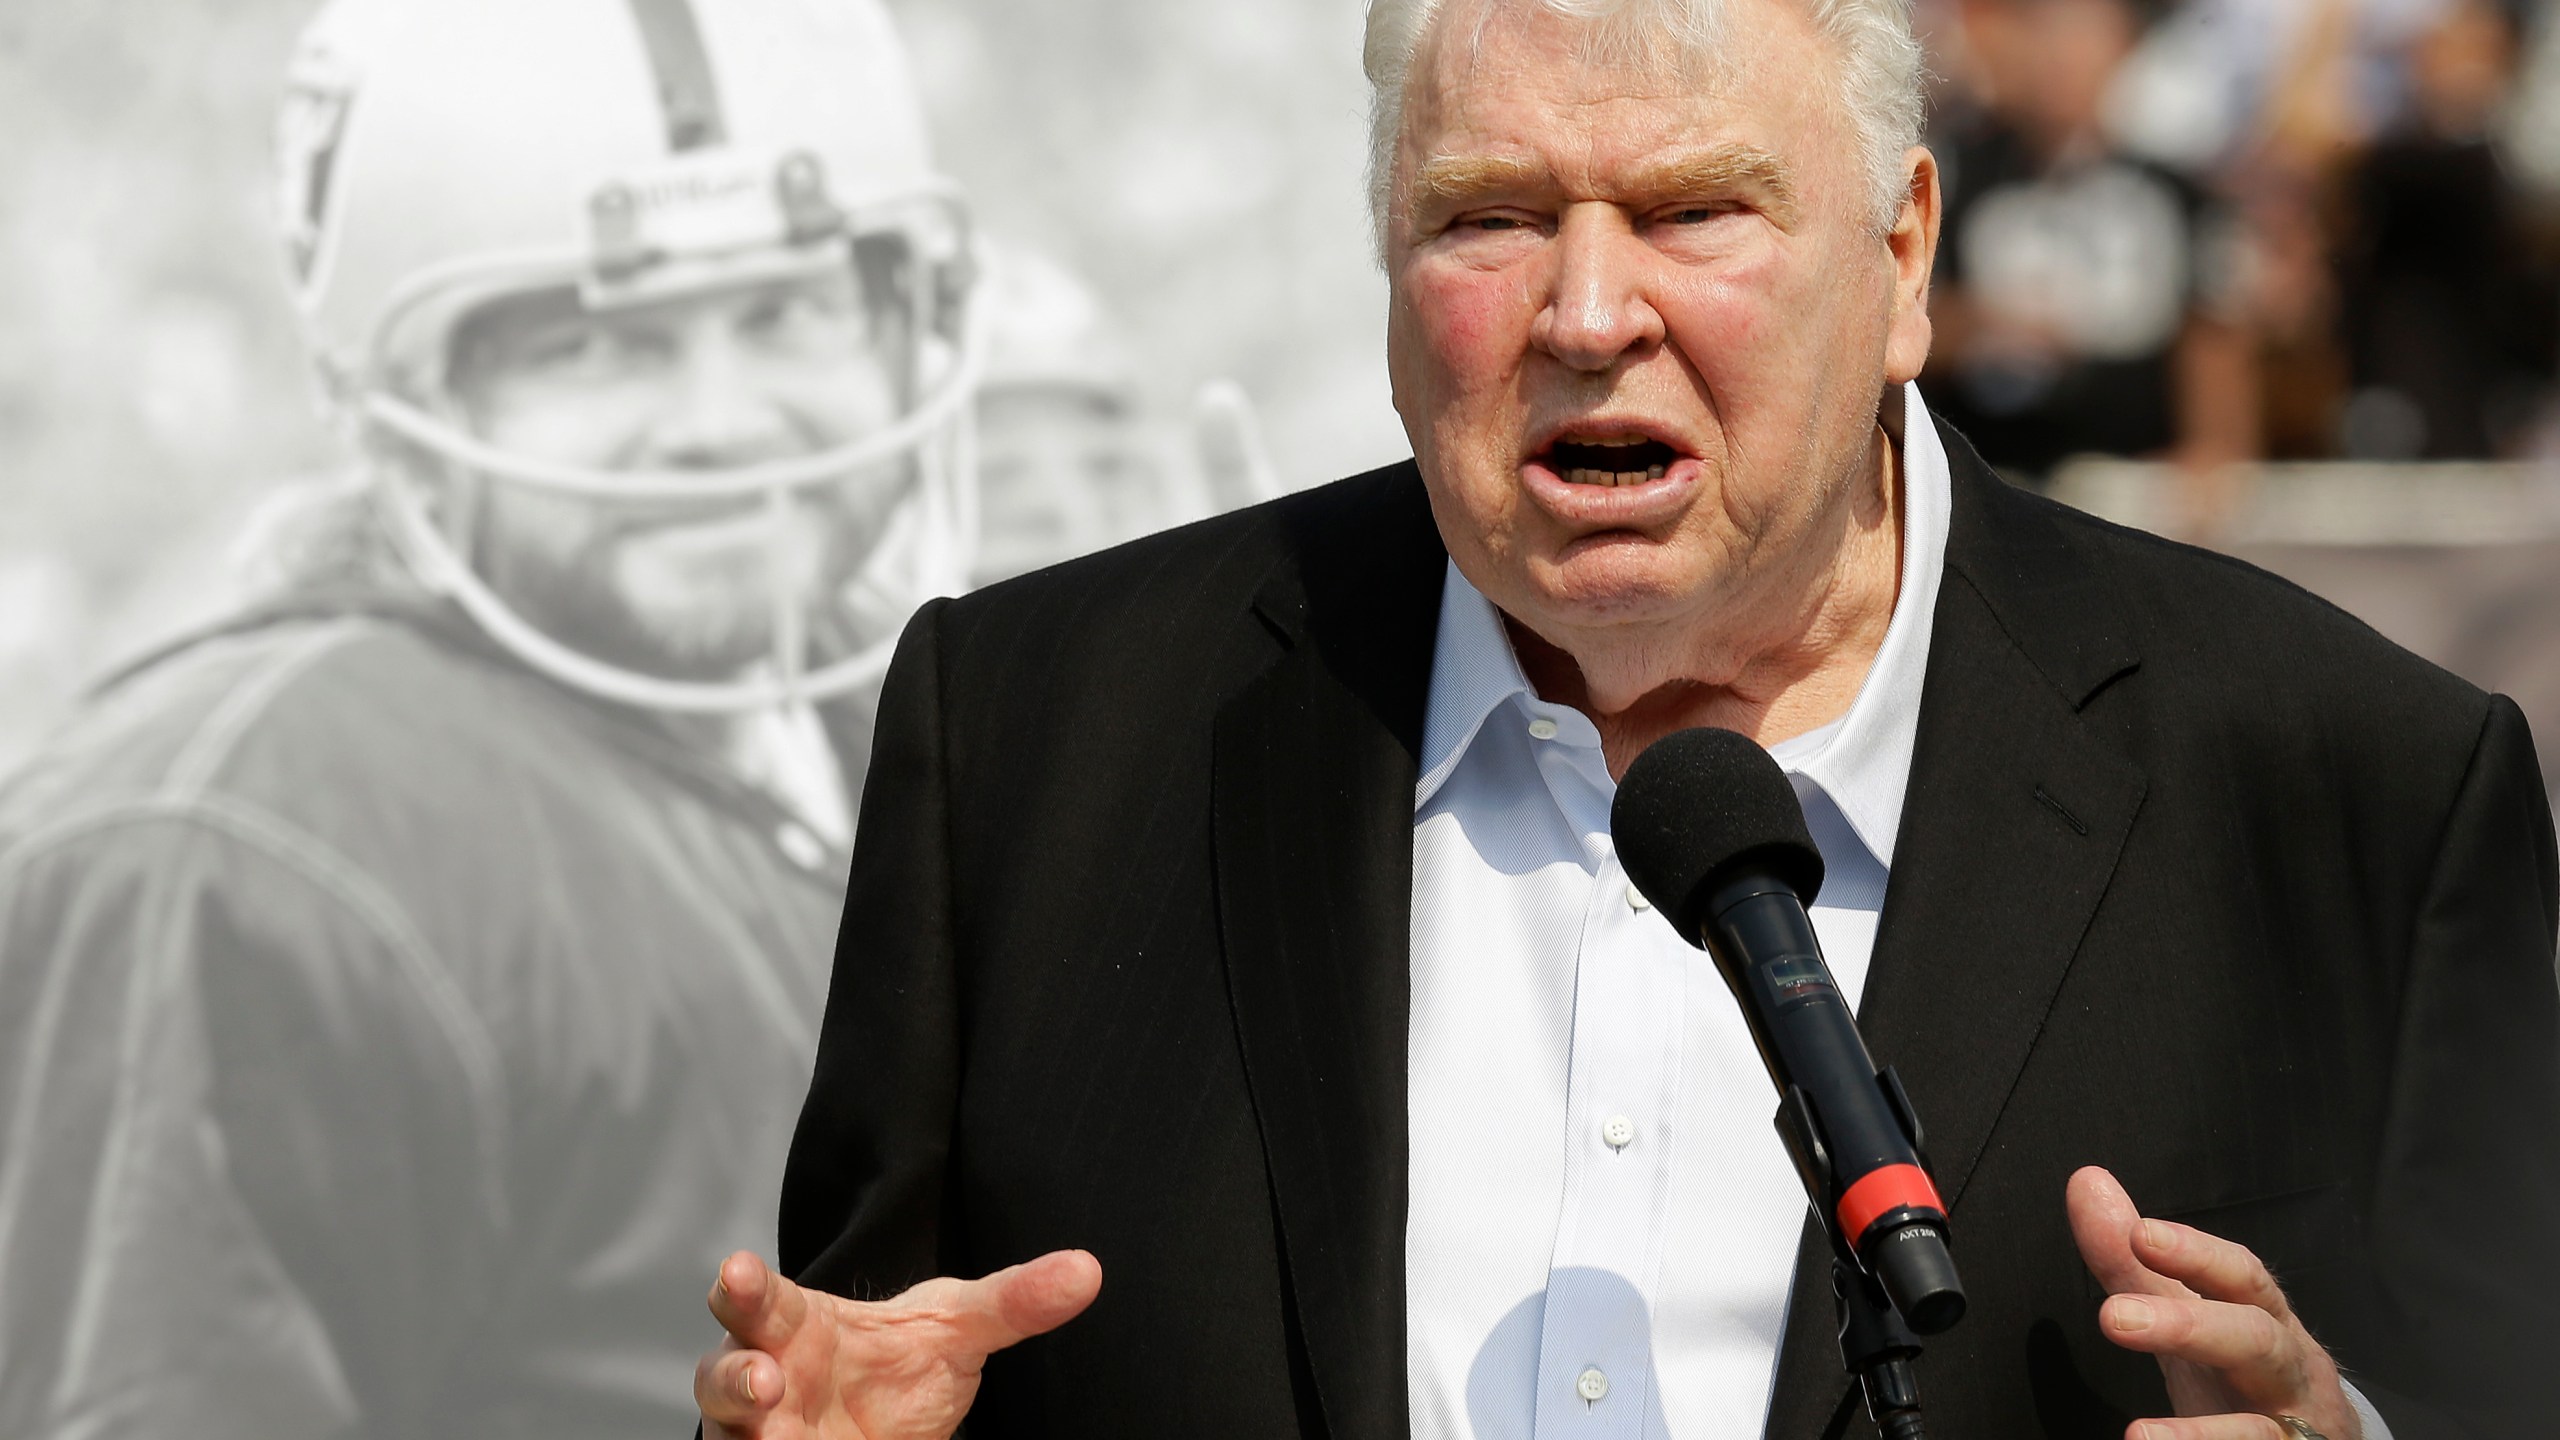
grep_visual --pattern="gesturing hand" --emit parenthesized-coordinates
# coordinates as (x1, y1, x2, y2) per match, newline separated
(2068, 1167, 2361, 1440)
(693, 1248, 1104, 1440)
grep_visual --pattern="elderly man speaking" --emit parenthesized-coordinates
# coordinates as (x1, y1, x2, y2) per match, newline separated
(695, 0, 2560, 1436)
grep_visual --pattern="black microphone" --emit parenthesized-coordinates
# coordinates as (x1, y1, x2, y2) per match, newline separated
(1612, 726, 1965, 1337)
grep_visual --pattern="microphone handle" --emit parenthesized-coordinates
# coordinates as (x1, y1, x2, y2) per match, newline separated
(1701, 874, 1966, 1336)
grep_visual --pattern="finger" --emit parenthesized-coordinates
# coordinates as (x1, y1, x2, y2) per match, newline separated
(2100, 1293, 2298, 1381)
(2068, 1167, 2193, 1300)
(925, 1249, 1105, 1355)
(2135, 1219, 2292, 1320)
(993, 1248, 1106, 1340)
(693, 1341, 783, 1431)
(708, 1250, 811, 1352)
(2124, 1415, 2289, 1440)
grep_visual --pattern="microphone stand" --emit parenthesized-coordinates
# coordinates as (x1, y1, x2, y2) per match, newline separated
(1833, 1251, 1930, 1440)
(1777, 1072, 1946, 1439)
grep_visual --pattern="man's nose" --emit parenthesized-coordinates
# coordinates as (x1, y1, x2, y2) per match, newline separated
(1529, 206, 1665, 372)
(647, 321, 793, 466)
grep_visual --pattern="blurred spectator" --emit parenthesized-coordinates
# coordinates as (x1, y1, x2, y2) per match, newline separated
(2332, 0, 2560, 457)
(969, 241, 1298, 587)
(1926, 0, 2260, 480)
(2104, 0, 2447, 176)
(2501, 0, 2560, 198)
(970, 241, 1179, 585)
(0, 0, 980, 1435)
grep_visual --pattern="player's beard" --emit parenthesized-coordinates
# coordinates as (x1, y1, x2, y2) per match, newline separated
(609, 503, 829, 676)
(481, 471, 904, 685)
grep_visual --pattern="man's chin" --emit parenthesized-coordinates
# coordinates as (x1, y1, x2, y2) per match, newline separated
(499, 587, 786, 688)
(482, 539, 828, 688)
(1515, 541, 1719, 630)
(603, 604, 786, 681)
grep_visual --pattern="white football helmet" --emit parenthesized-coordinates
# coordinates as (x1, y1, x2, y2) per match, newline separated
(275, 0, 981, 712)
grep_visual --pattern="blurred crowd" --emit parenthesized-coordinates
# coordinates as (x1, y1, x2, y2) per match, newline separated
(1920, 0, 2560, 481)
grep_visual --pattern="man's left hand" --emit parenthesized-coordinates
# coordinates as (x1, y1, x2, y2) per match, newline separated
(2068, 1165, 2364, 1440)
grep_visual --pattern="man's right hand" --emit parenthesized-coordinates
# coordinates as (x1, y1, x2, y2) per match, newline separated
(694, 1248, 1103, 1439)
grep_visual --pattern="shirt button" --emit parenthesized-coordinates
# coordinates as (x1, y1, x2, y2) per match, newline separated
(1601, 1115, 1637, 1150)
(1527, 717, 1560, 741)
(1576, 1367, 1610, 1402)
(1624, 882, 1651, 911)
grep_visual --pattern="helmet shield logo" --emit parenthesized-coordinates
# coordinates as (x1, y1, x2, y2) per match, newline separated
(275, 53, 360, 291)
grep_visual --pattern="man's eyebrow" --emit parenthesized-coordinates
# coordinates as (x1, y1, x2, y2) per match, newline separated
(1408, 153, 1551, 213)
(1634, 147, 1799, 224)
(1406, 146, 1801, 226)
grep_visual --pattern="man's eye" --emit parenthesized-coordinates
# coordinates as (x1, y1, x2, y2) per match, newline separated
(740, 296, 801, 333)
(519, 324, 677, 374)
(1663, 204, 1733, 225)
(744, 287, 864, 342)
(1467, 215, 1532, 231)
(518, 329, 614, 370)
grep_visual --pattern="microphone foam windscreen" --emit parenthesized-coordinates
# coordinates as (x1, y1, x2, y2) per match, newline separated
(1612, 726, 1825, 940)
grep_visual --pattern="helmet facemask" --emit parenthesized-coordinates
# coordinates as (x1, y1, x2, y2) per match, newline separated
(356, 148, 982, 715)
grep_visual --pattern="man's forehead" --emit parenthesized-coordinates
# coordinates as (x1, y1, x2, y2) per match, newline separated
(1397, 0, 1843, 161)
(1394, 0, 1842, 207)
(1409, 0, 1730, 110)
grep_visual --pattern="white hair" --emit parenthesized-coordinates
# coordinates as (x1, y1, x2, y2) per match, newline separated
(1362, 0, 1925, 255)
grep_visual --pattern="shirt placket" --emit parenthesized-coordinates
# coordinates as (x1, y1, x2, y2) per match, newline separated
(1526, 717, 1687, 1440)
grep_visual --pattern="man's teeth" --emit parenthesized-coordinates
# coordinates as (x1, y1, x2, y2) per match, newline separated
(1547, 434, 1676, 485)
(1562, 464, 1671, 486)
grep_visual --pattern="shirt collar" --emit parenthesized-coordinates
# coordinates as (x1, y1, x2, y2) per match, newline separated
(1412, 381, 1954, 867)
(1415, 564, 1534, 812)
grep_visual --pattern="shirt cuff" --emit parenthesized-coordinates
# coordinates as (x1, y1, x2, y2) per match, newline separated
(2341, 1378, 2392, 1440)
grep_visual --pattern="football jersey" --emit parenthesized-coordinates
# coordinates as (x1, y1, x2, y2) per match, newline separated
(0, 597, 854, 1440)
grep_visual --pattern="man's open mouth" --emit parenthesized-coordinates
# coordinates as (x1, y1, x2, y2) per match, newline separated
(1537, 435, 1683, 486)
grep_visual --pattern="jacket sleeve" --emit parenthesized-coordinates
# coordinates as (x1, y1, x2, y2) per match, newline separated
(2358, 694, 2560, 1440)
(779, 597, 963, 1298)
(0, 807, 503, 1440)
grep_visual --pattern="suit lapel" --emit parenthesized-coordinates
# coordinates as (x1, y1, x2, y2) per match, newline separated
(1213, 466, 1446, 1440)
(1764, 430, 2149, 1439)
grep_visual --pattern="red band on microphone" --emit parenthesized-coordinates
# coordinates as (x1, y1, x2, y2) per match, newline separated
(1837, 1163, 1944, 1246)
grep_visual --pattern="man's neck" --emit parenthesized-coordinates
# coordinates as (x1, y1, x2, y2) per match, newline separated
(1511, 427, 1906, 780)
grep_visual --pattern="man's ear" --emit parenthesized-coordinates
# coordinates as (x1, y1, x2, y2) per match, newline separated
(1883, 145, 1941, 386)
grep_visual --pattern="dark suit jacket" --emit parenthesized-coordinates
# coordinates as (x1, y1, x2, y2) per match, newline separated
(780, 425, 2560, 1439)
